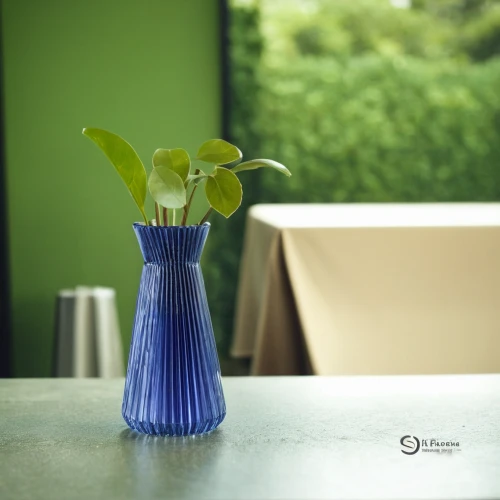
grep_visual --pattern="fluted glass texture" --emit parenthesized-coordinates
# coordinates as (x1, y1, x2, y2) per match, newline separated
(122, 223, 226, 436)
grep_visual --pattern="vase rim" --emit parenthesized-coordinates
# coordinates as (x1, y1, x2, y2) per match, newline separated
(133, 222, 211, 229)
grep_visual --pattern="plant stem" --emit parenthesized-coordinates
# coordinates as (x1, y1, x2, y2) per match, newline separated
(182, 168, 201, 226)
(155, 203, 161, 226)
(181, 207, 188, 226)
(142, 209, 150, 226)
(198, 207, 213, 225)
(172, 208, 176, 226)
(182, 184, 198, 225)
(163, 207, 169, 227)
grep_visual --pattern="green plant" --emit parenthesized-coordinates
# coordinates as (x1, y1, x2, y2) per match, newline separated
(82, 128, 291, 226)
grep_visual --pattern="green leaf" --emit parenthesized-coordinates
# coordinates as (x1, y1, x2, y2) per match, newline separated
(196, 139, 242, 165)
(205, 167, 242, 218)
(231, 159, 291, 177)
(82, 127, 148, 223)
(186, 171, 209, 186)
(148, 166, 186, 209)
(153, 148, 190, 182)
(224, 157, 243, 169)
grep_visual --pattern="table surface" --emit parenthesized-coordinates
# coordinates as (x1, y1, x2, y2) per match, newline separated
(1, 376, 499, 500)
(249, 203, 500, 228)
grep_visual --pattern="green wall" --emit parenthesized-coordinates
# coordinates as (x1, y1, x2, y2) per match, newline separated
(2, 0, 221, 376)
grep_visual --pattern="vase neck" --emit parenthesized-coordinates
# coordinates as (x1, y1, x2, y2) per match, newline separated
(133, 223, 210, 264)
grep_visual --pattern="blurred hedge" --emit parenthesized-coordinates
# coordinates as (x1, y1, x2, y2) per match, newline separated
(258, 56, 500, 203)
(205, 1, 500, 359)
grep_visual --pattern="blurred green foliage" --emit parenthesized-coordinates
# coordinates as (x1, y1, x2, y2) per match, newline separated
(206, 0, 500, 358)
(259, 56, 500, 202)
(204, 5, 264, 354)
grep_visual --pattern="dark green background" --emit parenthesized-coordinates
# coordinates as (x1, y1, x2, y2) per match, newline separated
(2, 0, 220, 376)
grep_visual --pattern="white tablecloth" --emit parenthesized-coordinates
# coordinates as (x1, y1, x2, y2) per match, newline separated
(231, 203, 500, 375)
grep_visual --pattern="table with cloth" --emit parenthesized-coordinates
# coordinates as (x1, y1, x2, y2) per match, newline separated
(231, 203, 500, 375)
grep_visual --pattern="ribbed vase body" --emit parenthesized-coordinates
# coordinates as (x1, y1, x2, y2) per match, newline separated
(122, 223, 226, 436)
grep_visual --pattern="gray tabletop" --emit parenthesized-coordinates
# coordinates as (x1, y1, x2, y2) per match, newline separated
(1, 376, 499, 500)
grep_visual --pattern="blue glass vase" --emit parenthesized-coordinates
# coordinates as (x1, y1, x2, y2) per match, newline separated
(122, 222, 226, 436)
